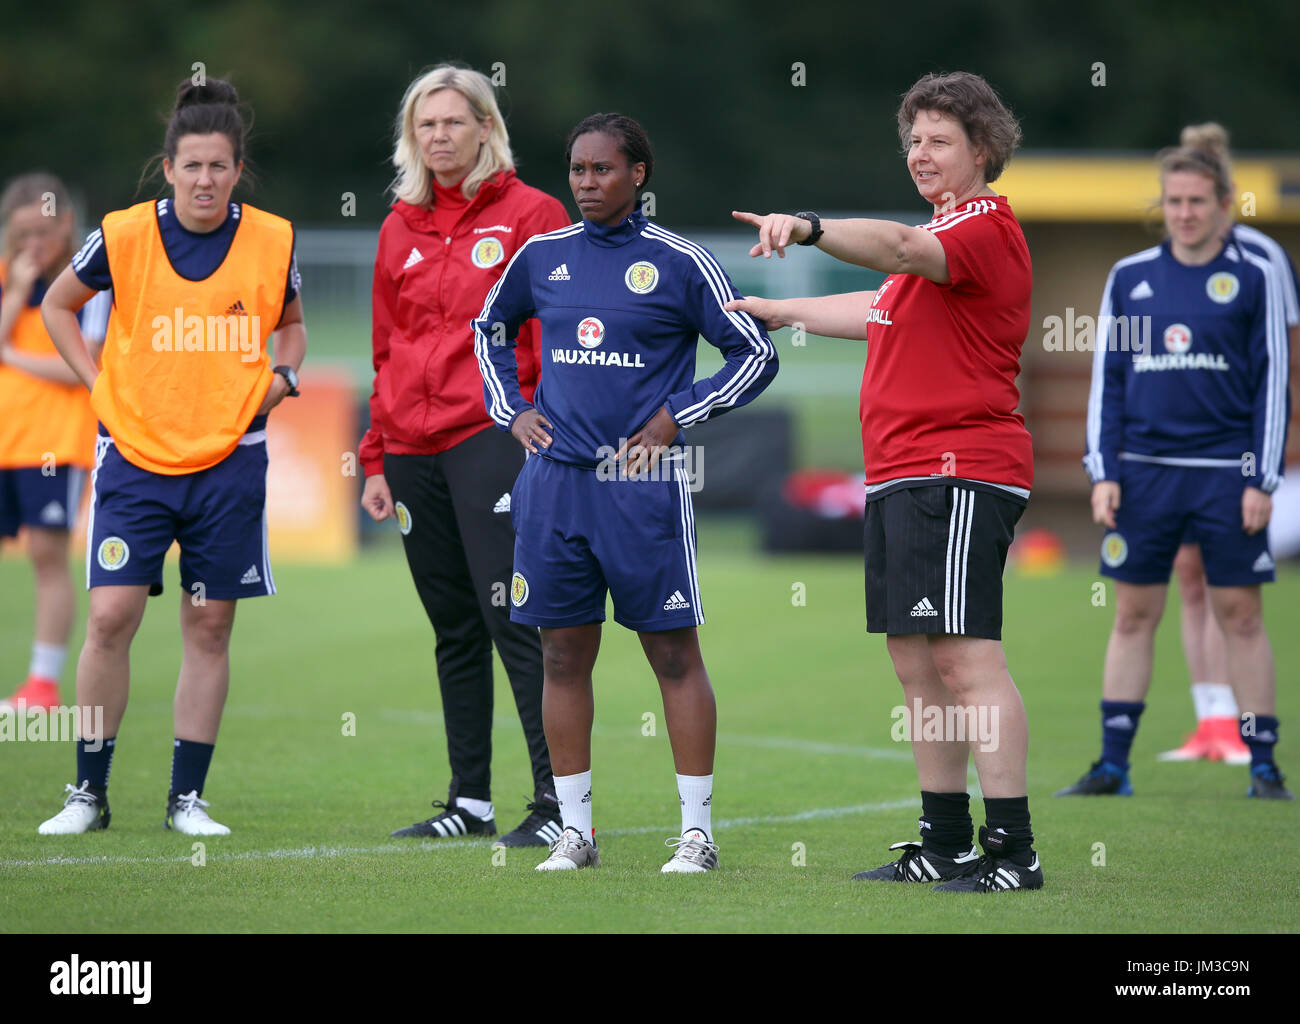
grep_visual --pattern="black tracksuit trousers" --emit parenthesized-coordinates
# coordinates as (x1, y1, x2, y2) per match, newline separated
(384, 426, 550, 802)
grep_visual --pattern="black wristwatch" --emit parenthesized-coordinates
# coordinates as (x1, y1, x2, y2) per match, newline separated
(794, 211, 823, 246)
(273, 364, 300, 397)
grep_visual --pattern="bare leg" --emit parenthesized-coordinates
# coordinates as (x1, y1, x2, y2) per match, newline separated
(174, 597, 237, 743)
(640, 627, 715, 776)
(1102, 582, 1168, 702)
(1173, 544, 1209, 683)
(1208, 585, 1274, 717)
(76, 585, 149, 739)
(27, 527, 75, 652)
(539, 624, 601, 776)
(928, 635, 1028, 799)
(886, 634, 968, 793)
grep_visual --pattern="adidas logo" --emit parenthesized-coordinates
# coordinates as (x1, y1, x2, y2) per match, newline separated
(403, 247, 424, 269)
(1129, 280, 1154, 300)
(240, 565, 261, 585)
(548, 263, 571, 281)
(38, 501, 66, 525)
(1253, 551, 1274, 573)
(222, 300, 247, 316)
(581, 790, 591, 804)
(663, 589, 691, 610)
(910, 597, 938, 617)
(1103, 714, 1134, 730)
(493, 492, 511, 513)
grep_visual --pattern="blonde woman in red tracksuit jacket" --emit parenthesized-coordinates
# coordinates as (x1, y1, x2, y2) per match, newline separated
(360, 65, 569, 847)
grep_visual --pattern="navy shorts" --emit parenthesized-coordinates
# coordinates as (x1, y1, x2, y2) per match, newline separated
(0, 465, 86, 536)
(508, 453, 703, 632)
(1099, 461, 1273, 586)
(86, 431, 274, 599)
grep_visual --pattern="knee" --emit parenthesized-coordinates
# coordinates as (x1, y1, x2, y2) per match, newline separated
(929, 651, 977, 699)
(646, 644, 695, 683)
(1173, 555, 1208, 607)
(886, 636, 927, 687)
(542, 639, 590, 683)
(27, 532, 69, 576)
(85, 605, 138, 650)
(1215, 600, 1265, 639)
(1113, 602, 1162, 636)
(184, 609, 235, 657)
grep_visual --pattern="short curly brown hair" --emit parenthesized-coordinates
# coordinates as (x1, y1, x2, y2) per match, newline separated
(896, 72, 1022, 183)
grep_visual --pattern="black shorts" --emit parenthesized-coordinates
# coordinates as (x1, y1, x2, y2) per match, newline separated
(864, 484, 1024, 640)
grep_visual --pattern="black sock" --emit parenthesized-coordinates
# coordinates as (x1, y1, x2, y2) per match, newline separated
(76, 737, 116, 791)
(919, 790, 973, 857)
(170, 738, 215, 798)
(983, 796, 1035, 865)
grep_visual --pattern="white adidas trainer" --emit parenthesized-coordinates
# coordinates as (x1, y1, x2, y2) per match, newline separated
(165, 790, 231, 836)
(661, 829, 720, 873)
(38, 781, 111, 834)
(535, 827, 600, 870)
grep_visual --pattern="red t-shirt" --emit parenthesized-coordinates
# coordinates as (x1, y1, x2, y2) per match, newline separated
(860, 195, 1033, 496)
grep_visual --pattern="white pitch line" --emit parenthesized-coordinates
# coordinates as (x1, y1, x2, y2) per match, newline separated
(712, 732, 913, 762)
(0, 799, 918, 869)
(117, 703, 912, 762)
(369, 709, 911, 761)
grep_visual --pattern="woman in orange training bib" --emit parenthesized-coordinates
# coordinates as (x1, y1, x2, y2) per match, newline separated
(36, 78, 306, 837)
(0, 173, 108, 714)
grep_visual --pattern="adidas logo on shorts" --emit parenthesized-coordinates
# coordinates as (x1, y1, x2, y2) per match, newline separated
(1253, 551, 1274, 573)
(910, 597, 939, 617)
(663, 590, 691, 611)
(39, 501, 66, 525)
(493, 493, 511, 513)
(548, 263, 571, 281)
(240, 565, 262, 585)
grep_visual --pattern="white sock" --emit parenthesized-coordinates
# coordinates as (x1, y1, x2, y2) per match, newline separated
(1192, 682, 1238, 721)
(676, 773, 713, 840)
(456, 796, 493, 820)
(554, 770, 593, 842)
(29, 643, 66, 682)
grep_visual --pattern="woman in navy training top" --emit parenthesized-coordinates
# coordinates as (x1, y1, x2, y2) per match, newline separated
(475, 113, 777, 873)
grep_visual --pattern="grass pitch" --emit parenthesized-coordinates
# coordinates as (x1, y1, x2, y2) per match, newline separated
(1, 524, 1296, 933)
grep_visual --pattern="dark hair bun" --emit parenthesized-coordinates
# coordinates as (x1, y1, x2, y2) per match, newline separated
(161, 76, 249, 167)
(175, 79, 240, 111)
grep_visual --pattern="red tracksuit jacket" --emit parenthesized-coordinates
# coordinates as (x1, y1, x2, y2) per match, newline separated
(360, 170, 569, 475)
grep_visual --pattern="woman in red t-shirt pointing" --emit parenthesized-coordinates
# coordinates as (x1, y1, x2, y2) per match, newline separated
(726, 71, 1042, 893)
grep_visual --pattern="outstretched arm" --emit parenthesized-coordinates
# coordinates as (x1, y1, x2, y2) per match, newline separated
(731, 210, 950, 284)
(724, 290, 874, 341)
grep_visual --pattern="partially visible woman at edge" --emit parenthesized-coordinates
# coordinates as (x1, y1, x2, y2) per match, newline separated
(0, 172, 110, 713)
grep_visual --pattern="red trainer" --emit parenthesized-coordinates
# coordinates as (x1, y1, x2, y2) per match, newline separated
(1, 677, 62, 713)
(1157, 719, 1216, 762)
(1206, 716, 1251, 766)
